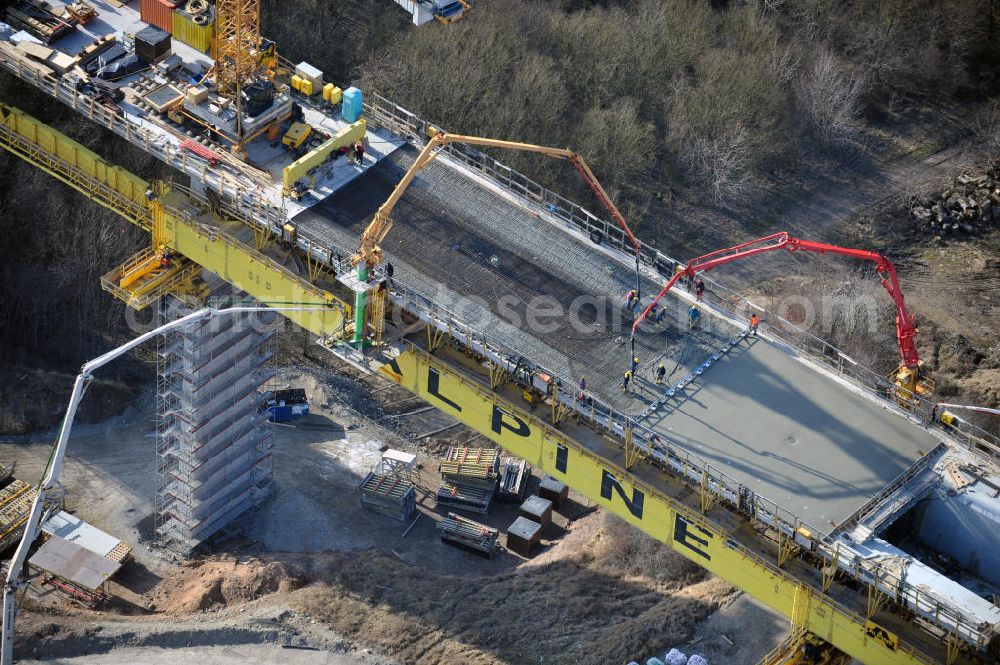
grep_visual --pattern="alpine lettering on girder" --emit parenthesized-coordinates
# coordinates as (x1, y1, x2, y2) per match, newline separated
(864, 621, 899, 651)
(426, 366, 462, 412)
(600, 469, 644, 518)
(555, 443, 568, 474)
(673, 514, 712, 560)
(491, 405, 531, 438)
(382, 357, 402, 381)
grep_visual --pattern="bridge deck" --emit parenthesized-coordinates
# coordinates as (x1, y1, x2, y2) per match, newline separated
(293, 142, 943, 533)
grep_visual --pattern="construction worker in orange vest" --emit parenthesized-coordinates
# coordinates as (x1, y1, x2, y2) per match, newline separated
(750, 312, 760, 336)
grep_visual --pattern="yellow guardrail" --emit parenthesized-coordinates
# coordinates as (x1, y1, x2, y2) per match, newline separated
(0, 101, 349, 336)
(381, 344, 948, 665)
(154, 189, 348, 336)
(0, 103, 149, 226)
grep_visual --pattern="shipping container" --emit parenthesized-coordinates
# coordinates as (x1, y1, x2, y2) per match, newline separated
(140, 0, 181, 33)
(172, 7, 214, 54)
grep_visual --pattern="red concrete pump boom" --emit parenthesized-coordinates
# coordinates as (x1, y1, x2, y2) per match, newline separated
(633, 232, 920, 370)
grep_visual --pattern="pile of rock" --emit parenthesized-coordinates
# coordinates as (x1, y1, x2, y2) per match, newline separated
(909, 164, 1000, 237)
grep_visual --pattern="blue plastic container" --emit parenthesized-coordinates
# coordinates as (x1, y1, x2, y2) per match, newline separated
(341, 86, 363, 123)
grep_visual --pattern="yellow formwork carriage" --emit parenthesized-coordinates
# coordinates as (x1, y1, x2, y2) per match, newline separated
(381, 346, 942, 665)
(0, 101, 349, 337)
(152, 188, 349, 336)
(0, 102, 149, 225)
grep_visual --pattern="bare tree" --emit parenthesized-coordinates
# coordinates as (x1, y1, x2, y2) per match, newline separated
(685, 125, 755, 205)
(798, 49, 864, 146)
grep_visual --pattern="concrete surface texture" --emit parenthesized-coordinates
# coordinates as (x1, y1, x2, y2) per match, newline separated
(290, 135, 947, 535)
(0, 363, 788, 663)
(293, 143, 729, 404)
(643, 337, 943, 529)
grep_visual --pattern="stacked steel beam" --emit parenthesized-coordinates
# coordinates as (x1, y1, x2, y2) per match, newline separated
(436, 447, 500, 514)
(498, 456, 530, 502)
(154, 297, 275, 553)
(437, 512, 499, 556)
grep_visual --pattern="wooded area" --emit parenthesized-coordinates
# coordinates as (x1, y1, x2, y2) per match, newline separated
(0, 0, 996, 432)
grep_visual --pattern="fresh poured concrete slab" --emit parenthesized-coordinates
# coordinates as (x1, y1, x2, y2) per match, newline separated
(642, 336, 944, 531)
(293, 138, 945, 534)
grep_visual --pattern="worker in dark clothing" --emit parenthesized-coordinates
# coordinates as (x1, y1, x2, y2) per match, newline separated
(655, 362, 666, 385)
(750, 312, 759, 336)
(625, 289, 638, 312)
(688, 304, 701, 328)
(621, 369, 632, 394)
(654, 307, 667, 324)
(645, 303, 658, 321)
(630, 355, 639, 375)
(577, 376, 587, 400)
(695, 278, 705, 302)
(354, 139, 365, 165)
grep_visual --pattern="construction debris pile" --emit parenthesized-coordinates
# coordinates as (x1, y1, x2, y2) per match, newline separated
(909, 164, 1000, 237)
(436, 447, 501, 514)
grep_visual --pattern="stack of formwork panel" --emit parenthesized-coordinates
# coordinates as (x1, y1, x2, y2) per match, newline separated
(359, 471, 416, 522)
(436, 447, 500, 514)
(0, 479, 38, 553)
(154, 297, 275, 553)
(437, 512, 499, 556)
(497, 456, 530, 502)
(41, 510, 133, 564)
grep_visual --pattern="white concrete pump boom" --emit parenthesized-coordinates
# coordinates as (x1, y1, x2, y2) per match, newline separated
(0, 305, 326, 665)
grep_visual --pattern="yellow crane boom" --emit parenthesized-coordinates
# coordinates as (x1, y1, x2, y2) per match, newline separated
(355, 130, 640, 267)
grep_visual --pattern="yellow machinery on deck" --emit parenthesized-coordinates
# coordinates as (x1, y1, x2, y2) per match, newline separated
(282, 121, 311, 149)
(0, 100, 994, 665)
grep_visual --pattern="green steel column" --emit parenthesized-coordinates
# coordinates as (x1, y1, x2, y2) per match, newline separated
(353, 263, 369, 347)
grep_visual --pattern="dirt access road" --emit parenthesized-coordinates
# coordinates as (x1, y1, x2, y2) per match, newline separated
(652, 98, 980, 287)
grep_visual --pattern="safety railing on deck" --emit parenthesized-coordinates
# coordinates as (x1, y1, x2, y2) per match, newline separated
(3, 60, 990, 648)
(387, 267, 991, 649)
(363, 93, 996, 650)
(364, 92, 1000, 460)
(0, 49, 267, 194)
